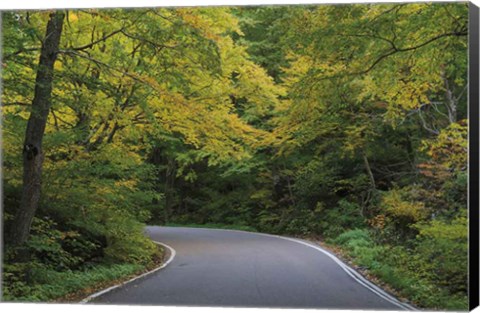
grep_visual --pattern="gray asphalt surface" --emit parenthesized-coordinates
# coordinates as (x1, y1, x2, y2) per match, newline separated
(91, 226, 409, 310)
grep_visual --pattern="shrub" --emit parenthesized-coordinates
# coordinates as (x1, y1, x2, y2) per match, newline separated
(333, 228, 372, 246)
(414, 215, 468, 294)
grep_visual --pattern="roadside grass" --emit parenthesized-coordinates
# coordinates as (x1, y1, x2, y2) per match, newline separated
(3, 245, 165, 303)
(325, 229, 468, 311)
(3, 263, 144, 302)
(165, 222, 257, 232)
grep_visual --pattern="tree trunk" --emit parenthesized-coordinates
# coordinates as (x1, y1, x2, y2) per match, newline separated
(164, 157, 176, 223)
(283, 160, 296, 206)
(444, 76, 458, 123)
(10, 11, 65, 247)
(362, 152, 376, 189)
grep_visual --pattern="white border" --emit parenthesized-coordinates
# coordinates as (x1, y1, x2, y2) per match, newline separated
(1, 2, 477, 313)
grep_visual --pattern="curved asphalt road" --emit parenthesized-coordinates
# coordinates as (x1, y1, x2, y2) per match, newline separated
(91, 226, 412, 310)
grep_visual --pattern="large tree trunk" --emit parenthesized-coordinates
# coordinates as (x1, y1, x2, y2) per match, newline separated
(10, 11, 65, 247)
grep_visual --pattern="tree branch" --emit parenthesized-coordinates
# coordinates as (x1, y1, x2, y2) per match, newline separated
(70, 28, 124, 51)
(2, 101, 31, 106)
(418, 109, 440, 135)
(314, 30, 468, 83)
(120, 30, 179, 50)
(3, 47, 41, 61)
(353, 31, 467, 75)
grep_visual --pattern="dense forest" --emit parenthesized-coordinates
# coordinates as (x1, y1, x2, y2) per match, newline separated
(2, 3, 469, 309)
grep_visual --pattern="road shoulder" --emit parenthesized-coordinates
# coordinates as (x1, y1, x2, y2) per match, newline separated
(52, 241, 175, 304)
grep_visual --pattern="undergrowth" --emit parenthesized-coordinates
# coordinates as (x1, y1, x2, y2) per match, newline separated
(328, 229, 468, 310)
(2, 263, 144, 302)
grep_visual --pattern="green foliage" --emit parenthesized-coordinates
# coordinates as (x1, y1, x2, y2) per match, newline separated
(3, 262, 144, 302)
(414, 215, 468, 294)
(317, 200, 366, 238)
(25, 218, 86, 270)
(333, 229, 372, 246)
(102, 215, 157, 264)
(333, 228, 467, 310)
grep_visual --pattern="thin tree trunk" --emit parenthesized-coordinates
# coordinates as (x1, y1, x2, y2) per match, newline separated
(164, 157, 176, 223)
(361, 151, 376, 217)
(283, 160, 296, 206)
(443, 73, 458, 123)
(285, 175, 295, 206)
(10, 11, 65, 247)
(362, 152, 376, 189)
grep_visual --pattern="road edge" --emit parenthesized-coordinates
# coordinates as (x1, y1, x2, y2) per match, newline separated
(271, 235, 418, 311)
(158, 226, 417, 311)
(78, 241, 176, 304)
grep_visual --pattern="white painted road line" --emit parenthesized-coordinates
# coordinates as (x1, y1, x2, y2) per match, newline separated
(81, 226, 417, 311)
(173, 227, 417, 311)
(271, 235, 417, 311)
(79, 241, 176, 304)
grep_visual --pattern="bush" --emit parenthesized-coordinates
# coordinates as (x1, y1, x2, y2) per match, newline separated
(103, 215, 157, 264)
(332, 229, 384, 270)
(414, 215, 468, 294)
(333, 228, 371, 246)
(318, 200, 366, 238)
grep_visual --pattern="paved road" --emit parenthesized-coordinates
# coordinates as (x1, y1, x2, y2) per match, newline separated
(91, 226, 413, 310)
